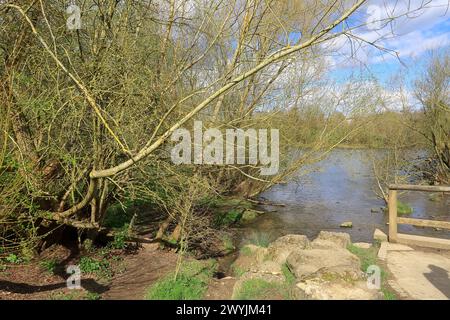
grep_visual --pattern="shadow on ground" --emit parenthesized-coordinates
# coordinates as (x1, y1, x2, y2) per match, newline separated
(424, 264, 450, 298)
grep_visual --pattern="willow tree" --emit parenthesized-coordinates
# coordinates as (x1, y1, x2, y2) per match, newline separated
(415, 52, 450, 184)
(0, 0, 428, 251)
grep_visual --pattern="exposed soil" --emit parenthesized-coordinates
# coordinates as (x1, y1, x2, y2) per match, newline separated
(0, 244, 104, 300)
(102, 243, 178, 300)
(204, 277, 236, 300)
(0, 243, 180, 300)
(0, 242, 236, 300)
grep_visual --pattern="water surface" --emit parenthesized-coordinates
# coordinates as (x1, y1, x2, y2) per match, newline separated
(245, 149, 449, 243)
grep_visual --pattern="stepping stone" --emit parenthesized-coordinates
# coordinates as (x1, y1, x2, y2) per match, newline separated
(385, 243, 413, 251)
(378, 242, 388, 261)
(374, 228, 388, 242)
(340, 221, 353, 228)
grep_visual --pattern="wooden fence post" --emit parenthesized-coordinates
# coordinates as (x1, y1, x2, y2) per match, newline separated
(388, 189, 397, 243)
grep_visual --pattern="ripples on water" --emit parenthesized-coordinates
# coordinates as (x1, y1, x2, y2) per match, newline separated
(245, 149, 450, 243)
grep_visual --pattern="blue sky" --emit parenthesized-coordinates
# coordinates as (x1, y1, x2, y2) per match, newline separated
(327, 0, 450, 89)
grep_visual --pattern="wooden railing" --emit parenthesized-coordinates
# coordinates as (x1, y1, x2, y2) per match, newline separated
(388, 184, 450, 249)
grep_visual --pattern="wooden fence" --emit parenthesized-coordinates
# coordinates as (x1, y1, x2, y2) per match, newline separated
(388, 184, 450, 250)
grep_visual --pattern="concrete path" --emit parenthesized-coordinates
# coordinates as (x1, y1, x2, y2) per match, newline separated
(384, 243, 450, 300)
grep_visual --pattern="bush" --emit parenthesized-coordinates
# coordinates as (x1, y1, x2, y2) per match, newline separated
(110, 224, 129, 250)
(103, 204, 133, 229)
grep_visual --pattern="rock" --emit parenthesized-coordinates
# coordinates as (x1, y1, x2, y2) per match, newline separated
(340, 221, 353, 228)
(371, 208, 380, 213)
(353, 242, 372, 249)
(286, 248, 362, 280)
(231, 271, 285, 299)
(269, 234, 310, 248)
(240, 210, 258, 223)
(373, 228, 388, 242)
(385, 243, 413, 252)
(311, 239, 341, 250)
(378, 242, 388, 261)
(267, 234, 311, 264)
(232, 245, 268, 275)
(315, 231, 351, 249)
(296, 278, 382, 300)
(252, 261, 282, 275)
(230, 232, 385, 300)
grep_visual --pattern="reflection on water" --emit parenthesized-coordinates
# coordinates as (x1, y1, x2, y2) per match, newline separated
(245, 149, 450, 243)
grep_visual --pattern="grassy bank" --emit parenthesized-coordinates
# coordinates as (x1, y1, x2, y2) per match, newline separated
(347, 243, 398, 300)
(145, 260, 217, 300)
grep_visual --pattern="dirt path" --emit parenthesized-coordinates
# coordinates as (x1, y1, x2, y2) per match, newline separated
(204, 277, 236, 300)
(103, 244, 178, 300)
(0, 244, 179, 300)
(386, 244, 450, 300)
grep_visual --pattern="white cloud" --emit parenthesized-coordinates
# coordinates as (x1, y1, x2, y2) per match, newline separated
(372, 31, 449, 63)
(326, 0, 450, 67)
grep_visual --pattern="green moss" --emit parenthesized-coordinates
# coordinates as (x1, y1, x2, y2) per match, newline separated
(145, 260, 217, 300)
(320, 272, 356, 284)
(222, 235, 235, 254)
(240, 210, 259, 223)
